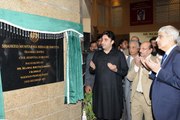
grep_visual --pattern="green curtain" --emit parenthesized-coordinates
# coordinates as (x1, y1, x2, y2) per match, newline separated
(0, 8, 83, 34)
(0, 72, 5, 119)
(65, 31, 84, 104)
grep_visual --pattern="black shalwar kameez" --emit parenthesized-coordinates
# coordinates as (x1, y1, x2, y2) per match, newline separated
(92, 48, 128, 119)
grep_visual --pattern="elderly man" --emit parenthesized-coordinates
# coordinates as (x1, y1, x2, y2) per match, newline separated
(127, 41, 158, 120)
(144, 25, 180, 120)
(123, 40, 140, 120)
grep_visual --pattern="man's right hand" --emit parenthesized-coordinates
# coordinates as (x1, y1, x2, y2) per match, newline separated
(90, 61, 96, 70)
(134, 55, 141, 67)
(85, 86, 92, 93)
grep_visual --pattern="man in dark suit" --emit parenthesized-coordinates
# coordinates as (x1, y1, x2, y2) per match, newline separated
(142, 25, 180, 120)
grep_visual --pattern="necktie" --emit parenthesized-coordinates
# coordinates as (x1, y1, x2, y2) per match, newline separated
(127, 56, 131, 67)
(161, 54, 167, 65)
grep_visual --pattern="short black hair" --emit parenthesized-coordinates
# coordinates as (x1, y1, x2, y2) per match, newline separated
(102, 31, 115, 41)
(97, 34, 102, 40)
(149, 37, 157, 42)
(118, 38, 128, 46)
(90, 41, 97, 46)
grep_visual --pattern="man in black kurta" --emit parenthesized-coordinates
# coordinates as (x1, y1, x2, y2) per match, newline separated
(90, 31, 128, 120)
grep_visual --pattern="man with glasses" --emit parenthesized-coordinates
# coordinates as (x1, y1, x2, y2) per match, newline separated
(127, 41, 158, 120)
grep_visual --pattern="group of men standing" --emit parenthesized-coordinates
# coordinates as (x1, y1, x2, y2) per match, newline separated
(84, 25, 180, 120)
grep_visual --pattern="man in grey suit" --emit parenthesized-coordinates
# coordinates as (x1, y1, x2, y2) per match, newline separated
(84, 41, 98, 93)
(123, 40, 140, 120)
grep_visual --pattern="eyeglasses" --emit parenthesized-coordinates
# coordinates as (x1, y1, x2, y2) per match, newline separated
(140, 48, 149, 51)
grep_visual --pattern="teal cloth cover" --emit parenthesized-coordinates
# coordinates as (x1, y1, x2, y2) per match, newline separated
(65, 31, 84, 104)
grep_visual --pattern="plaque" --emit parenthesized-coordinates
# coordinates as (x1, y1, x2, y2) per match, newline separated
(0, 22, 64, 91)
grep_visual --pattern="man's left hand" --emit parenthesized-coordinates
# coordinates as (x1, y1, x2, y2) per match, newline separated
(107, 63, 117, 72)
(144, 58, 161, 73)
